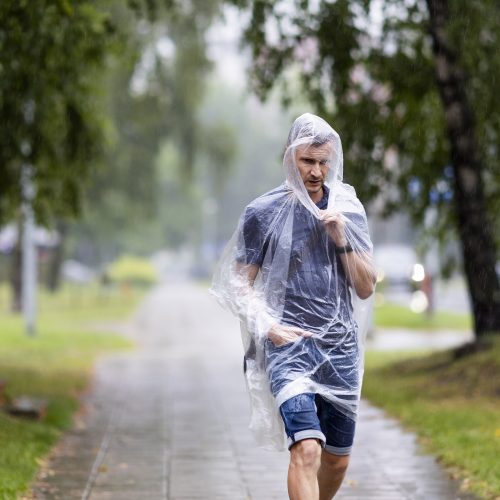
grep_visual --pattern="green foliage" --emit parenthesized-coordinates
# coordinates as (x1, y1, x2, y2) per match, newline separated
(0, 286, 138, 499)
(364, 339, 500, 499)
(230, 0, 500, 246)
(0, 0, 227, 264)
(446, 0, 500, 229)
(197, 79, 292, 244)
(200, 122, 238, 195)
(229, 0, 500, 337)
(0, 0, 117, 225)
(67, 0, 231, 263)
(106, 255, 157, 286)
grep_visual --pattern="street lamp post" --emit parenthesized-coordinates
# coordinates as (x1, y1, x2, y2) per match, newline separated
(21, 162, 37, 336)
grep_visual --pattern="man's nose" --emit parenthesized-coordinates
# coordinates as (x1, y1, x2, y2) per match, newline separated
(310, 162, 321, 176)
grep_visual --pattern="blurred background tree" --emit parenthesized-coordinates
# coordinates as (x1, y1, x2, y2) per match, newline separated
(0, 1, 114, 226)
(229, 0, 500, 338)
(0, 0, 118, 309)
(0, 0, 236, 304)
(68, 0, 222, 268)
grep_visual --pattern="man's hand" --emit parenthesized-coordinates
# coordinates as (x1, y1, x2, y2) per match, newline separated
(268, 323, 312, 347)
(319, 209, 376, 299)
(319, 209, 347, 247)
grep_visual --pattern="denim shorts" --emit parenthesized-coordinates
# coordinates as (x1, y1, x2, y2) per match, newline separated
(279, 393, 356, 455)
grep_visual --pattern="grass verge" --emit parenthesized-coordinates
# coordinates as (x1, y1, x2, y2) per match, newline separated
(0, 284, 144, 500)
(374, 301, 472, 330)
(363, 337, 500, 499)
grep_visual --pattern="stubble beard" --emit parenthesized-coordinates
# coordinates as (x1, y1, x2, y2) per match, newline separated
(306, 180, 324, 200)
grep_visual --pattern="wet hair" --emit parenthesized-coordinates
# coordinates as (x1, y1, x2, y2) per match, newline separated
(310, 134, 335, 147)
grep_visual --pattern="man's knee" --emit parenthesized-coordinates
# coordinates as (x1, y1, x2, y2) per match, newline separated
(321, 451, 350, 476)
(290, 439, 322, 470)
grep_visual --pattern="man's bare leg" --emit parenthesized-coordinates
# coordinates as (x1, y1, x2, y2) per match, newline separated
(287, 439, 322, 500)
(317, 451, 350, 500)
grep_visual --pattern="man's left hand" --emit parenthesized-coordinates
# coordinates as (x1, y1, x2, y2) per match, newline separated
(319, 209, 347, 247)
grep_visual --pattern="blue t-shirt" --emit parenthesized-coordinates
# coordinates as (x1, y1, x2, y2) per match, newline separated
(237, 184, 370, 336)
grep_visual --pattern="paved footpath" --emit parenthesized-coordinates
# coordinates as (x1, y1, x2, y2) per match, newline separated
(32, 283, 474, 500)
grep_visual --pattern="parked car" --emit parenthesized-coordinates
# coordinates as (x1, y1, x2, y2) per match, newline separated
(373, 244, 424, 291)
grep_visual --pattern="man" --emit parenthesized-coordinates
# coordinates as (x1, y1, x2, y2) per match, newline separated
(211, 113, 376, 500)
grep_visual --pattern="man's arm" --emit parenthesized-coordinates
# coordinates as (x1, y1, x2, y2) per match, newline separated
(236, 262, 260, 286)
(337, 251, 376, 300)
(236, 262, 312, 346)
(320, 211, 376, 299)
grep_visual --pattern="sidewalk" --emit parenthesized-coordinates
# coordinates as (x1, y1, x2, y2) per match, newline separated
(32, 283, 474, 499)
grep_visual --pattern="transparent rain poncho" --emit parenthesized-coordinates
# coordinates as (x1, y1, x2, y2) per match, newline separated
(211, 113, 375, 451)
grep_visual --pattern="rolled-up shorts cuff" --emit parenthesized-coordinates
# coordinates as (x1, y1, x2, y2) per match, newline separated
(287, 429, 326, 450)
(324, 443, 352, 456)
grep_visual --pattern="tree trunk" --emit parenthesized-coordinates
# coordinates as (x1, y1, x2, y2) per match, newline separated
(426, 0, 500, 337)
(9, 219, 22, 312)
(46, 220, 67, 292)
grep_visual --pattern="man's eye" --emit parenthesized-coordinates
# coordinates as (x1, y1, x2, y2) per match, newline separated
(320, 160, 330, 166)
(304, 158, 314, 164)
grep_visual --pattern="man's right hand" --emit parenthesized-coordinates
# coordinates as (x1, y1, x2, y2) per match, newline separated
(268, 323, 312, 347)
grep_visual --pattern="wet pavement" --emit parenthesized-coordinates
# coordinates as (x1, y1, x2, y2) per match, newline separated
(32, 283, 474, 499)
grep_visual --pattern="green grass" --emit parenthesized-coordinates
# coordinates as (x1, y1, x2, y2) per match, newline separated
(374, 301, 472, 330)
(363, 338, 500, 499)
(0, 283, 145, 500)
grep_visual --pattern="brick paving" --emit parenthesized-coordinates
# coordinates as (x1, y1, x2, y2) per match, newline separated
(32, 283, 474, 499)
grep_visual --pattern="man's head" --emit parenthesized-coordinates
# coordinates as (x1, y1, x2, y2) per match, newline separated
(294, 142, 332, 202)
(285, 113, 336, 203)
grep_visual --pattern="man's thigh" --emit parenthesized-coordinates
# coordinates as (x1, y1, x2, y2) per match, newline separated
(279, 393, 326, 450)
(315, 394, 356, 456)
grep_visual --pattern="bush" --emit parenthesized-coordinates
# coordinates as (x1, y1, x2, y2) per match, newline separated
(106, 255, 157, 287)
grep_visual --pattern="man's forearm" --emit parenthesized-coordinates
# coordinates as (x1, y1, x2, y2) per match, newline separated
(320, 211, 376, 298)
(235, 262, 276, 339)
(339, 251, 376, 299)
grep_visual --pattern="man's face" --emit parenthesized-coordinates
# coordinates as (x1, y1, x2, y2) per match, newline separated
(294, 142, 332, 201)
